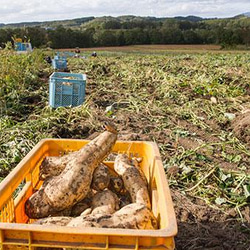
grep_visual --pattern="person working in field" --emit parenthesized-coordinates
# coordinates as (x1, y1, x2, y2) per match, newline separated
(91, 51, 97, 57)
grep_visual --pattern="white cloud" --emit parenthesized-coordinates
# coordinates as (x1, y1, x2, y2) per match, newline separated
(0, 0, 249, 23)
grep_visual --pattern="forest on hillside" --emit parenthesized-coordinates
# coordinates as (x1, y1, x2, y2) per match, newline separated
(1, 15, 250, 49)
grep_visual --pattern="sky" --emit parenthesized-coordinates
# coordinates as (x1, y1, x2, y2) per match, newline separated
(1, 0, 250, 24)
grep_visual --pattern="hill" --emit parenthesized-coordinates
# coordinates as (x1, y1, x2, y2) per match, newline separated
(243, 12, 250, 17)
(0, 14, 250, 49)
(0, 15, 208, 29)
(0, 13, 249, 30)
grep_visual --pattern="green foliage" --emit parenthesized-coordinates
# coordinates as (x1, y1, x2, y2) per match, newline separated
(1, 16, 250, 48)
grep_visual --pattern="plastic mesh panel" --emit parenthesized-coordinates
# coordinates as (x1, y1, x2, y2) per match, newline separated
(73, 85, 79, 94)
(55, 94, 61, 105)
(55, 83, 62, 93)
(62, 95, 72, 106)
(72, 96, 79, 106)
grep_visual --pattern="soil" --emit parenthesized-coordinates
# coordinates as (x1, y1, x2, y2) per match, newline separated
(172, 190, 250, 250)
(59, 44, 222, 52)
(232, 111, 250, 144)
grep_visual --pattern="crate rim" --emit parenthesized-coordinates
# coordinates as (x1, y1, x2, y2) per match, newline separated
(50, 72, 86, 81)
(0, 138, 177, 238)
(0, 221, 176, 237)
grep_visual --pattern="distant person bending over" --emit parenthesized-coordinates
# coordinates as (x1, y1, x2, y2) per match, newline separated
(91, 51, 97, 57)
(45, 56, 52, 64)
(75, 47, 80, 53)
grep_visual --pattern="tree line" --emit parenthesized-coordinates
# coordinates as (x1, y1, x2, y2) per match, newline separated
(1, 16, 250, 49)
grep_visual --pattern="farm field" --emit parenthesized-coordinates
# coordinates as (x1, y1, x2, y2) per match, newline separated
(0, 46, 250, 249)
(59, 44, 221, 52)
(58, 44, 250, 54)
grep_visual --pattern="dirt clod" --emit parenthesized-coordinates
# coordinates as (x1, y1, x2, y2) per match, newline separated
(232, 111, 250, 144)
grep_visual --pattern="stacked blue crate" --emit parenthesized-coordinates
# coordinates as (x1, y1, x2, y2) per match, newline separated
(52, 55, 67, 70)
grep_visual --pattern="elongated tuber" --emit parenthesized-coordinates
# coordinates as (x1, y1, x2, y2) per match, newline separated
(45, 127, 117, 210)
(114, 154, 151, 208)
(41, 158, 111, 192)
(37, 203, 157, 230)
(96, 203, 158, 229)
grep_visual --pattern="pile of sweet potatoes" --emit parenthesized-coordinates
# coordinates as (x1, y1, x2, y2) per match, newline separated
(25, 124, 157, 230)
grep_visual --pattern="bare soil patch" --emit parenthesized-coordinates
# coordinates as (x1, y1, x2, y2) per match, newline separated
(232, 111, 250, 144)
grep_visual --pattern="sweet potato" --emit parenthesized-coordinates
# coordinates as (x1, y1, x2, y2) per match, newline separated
(41, 159, 111, 192)
(67, 189, 119, 227)
(95, 203, 158, 229)
(25, 124, 117, 218)
(114, 154, 151, 208)
(35, 202, 157, 230)
(25, 182, 93, 219)
(35, 216, 72, 226)
(91, 189, 119, 215)
(91, 164, 110, 191)
(39, 152, 78, 180)
(25, 178, 71, 219)
(69, 190, 94, 217)
(108, 176, 124, 194)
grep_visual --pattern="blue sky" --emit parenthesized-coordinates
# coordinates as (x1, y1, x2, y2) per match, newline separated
(1, 0, 250, 24)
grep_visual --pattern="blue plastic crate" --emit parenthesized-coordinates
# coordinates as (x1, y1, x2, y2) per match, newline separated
(49, 72, 86, 108)
(57, 51, 75, 58)
(15, 42, 32, 52)
(52, 57, 67, 70)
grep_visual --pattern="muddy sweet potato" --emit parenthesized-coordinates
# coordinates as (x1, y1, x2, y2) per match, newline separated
(108, 176, 124, 194)
(114, 154, 151, 208)
(35, 216, 72, 226)
(68, 203, 157, 229)
(37, 189, 118, 226)
(25, 124, 117, 218)
(91, 189, 119, 215)
(39, 152, 78, 180)
(69, 190, 94, 217)
(96, 203, 158, 229)
(67, 189, 119, 227)
(38, 203, 156, 230)
(41, 159, 111, 192)
(25, 183, 93, 219)
(91, 164, 111, 191)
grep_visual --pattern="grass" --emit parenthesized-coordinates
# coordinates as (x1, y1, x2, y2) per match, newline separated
(0, 47, 250, 223)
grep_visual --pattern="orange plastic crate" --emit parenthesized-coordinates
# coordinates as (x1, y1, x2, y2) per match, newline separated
(0, 139, 177, 250)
